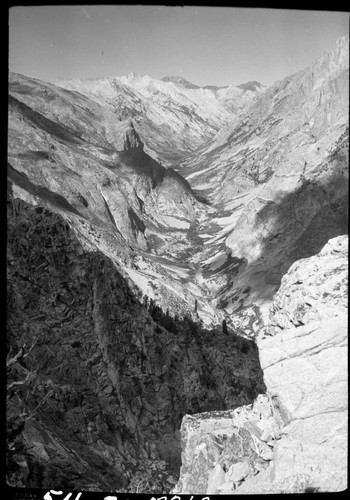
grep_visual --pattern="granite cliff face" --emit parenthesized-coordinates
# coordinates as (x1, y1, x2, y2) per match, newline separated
(174, 235, 348, 494)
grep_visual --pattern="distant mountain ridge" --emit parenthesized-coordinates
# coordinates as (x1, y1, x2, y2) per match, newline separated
(51, 71, 264, 167)
(236, 80, 264, 91)
(161, 75, 200, 89)
(161, 74, 265, 92)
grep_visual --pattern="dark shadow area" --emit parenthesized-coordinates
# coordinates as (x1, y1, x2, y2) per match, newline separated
(202, 252, 246, 281)
(128, 207, 146, 233)
(7, 195, 266, 493)
(214, 132, 348, 312)
(192, 189, 212, 205)
(109, 148, 198, 206)
(9, 95, 83, 145)
(113, 148, 194, 194)
(251, 135, 348, 294)
(7, 163, 82, 217)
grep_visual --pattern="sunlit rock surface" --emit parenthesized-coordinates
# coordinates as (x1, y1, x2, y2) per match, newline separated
(255, 235, 348, 491)
(173, 395, 280, 494)
(174, 235, 348, 494)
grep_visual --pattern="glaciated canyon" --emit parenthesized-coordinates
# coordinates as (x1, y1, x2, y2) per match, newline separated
(7, 35, 348, 493)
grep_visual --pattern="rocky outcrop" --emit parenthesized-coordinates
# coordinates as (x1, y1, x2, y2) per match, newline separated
(173, 394, 281, 494)
(174, 235, 348, 494)
(254, 234, 348, 491)
(160, 75, 200, 89)
(114, 119, 144, 150)
(6, 195, 266, 491)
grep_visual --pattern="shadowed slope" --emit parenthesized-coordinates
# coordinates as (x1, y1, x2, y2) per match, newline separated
(7, 195, 266, 491)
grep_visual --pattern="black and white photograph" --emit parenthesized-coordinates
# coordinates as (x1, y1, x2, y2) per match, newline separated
(7, 4, 349, 497)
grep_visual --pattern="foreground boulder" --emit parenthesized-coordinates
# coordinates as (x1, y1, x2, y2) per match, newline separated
(173, 394, 280, 494)
(174, 235, 348, 493)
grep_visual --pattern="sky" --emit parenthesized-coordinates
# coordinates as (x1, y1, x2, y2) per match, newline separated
(8, 5, 349, 87)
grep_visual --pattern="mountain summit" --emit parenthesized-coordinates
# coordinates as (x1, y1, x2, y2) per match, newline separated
(161, 75, 200, 88)
(161, 75, 265, 93)
(236, 80, 264, 91)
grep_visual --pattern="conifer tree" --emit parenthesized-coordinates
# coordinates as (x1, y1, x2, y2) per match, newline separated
(142, 295, 149, 309)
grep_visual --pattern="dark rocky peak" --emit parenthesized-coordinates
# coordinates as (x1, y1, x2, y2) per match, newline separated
(116, 147, 193, 194)
(161, 75, 200, 89)
(236, 80, 264, 92)
(202, 84, 229, 91)
(116, 118, 144, 151)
